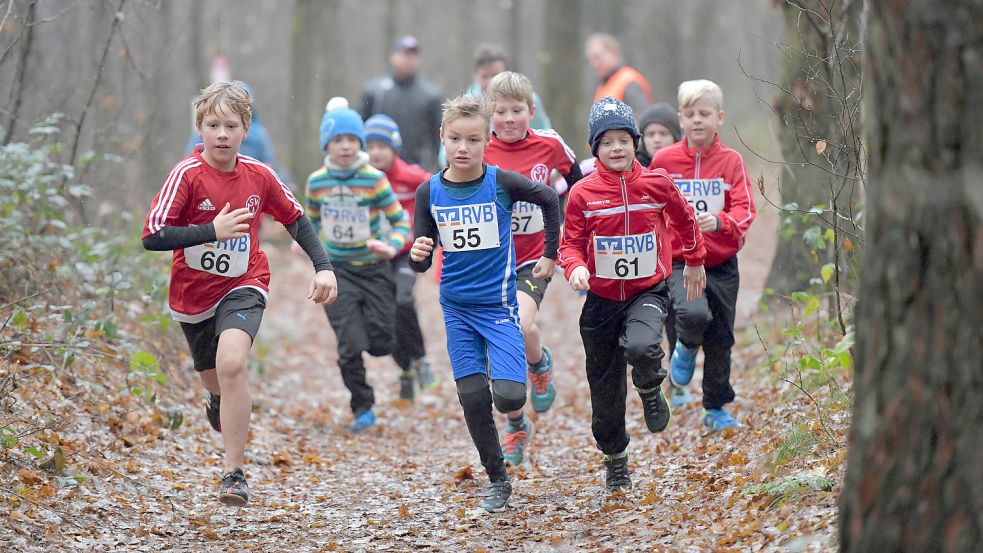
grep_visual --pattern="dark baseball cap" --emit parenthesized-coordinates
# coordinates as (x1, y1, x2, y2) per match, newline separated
(392, 35, 419, 53)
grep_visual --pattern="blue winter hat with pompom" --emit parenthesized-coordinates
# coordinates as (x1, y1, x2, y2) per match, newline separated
(319, 104, 365, 151)
(587, 96, 640, 156)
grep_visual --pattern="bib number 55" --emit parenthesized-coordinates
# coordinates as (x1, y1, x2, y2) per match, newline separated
(452, 227, 481, 249)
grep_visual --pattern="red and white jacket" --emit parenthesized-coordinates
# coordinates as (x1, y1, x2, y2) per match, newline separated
(649, 135, 756, 268)
(382, 155, 431, 254)
(559, 159, 705, 302)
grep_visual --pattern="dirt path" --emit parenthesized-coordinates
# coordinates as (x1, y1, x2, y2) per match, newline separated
(23, 182, 843, 552)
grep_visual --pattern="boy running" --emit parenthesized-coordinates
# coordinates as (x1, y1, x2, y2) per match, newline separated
(482, 71, 582, 466)
(559, 97, 705, 491)
(142, 81, 337, 506)
(365, 114, 439, 401)
(649, 80, 756, 430)
(408, 96, 560, 512)
(307, 101, 411, 433)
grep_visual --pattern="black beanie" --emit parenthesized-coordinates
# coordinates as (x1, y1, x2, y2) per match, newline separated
(638, 102, 682, 142)
(587, 96, 641, 157)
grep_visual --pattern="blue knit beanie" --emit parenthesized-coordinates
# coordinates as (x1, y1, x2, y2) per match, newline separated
(587, 96, 640, 156)
(319, 107, 365, 151)
(364, 114, 402, 152)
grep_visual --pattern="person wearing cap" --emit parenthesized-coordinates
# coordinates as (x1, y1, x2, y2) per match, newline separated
(305, 101, 411, 434)
(635, 102, 683, 168)
(364, 114, 440, 402)
(585, 33, 652, 115)
(360, 36, 443, 171)
(558, 96, 705, 493)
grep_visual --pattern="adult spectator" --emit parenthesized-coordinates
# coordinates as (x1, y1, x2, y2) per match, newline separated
(585, 33, 652, 115)
(360, 35, 443, 170)
(465, 44, 552, 130)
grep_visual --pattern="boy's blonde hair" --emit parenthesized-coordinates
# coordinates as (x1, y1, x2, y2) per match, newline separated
(194, 80, 253, 130)
(441, 95, 491, 128)
(677, 79, 723, 111)
(486, 71, 535, 108)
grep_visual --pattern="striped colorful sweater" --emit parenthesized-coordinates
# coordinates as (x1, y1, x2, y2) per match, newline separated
(306, 151, 410, 263)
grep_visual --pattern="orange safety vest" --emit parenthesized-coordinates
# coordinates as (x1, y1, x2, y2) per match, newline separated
(593, 66, 653, 105)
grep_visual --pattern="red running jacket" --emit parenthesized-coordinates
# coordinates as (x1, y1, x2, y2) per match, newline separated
(559, 158, 705, 302)
(649, 135, 756, 268)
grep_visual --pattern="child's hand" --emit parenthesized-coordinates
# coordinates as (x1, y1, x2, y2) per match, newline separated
(366, 239, 398, 260)
(290, 241, 306, 257)
(683, 264, 706, 301)
(531, 257, 556, 280)
(308, 269, 338, 304)
(697, 212, 720, 233)
(568, 266, 590, 291)
(213, 203, 253, 241)
(409, 236, 434, 263)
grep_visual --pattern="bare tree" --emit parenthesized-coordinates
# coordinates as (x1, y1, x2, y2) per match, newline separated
(839, 1, 983, 550)
(752, 0, 865, 322)
(541, 0, 584, 151)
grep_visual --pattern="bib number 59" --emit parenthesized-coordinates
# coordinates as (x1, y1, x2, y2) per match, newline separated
(614, 257, 639, 278)
(452, 228, 481, 249)
(199, 251, 231, 274)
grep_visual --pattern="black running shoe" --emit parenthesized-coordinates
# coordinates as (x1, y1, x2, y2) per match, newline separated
(205, 393, 222, 433)
(637, 385, 671, 433)
(399, 370, 416, 401)
(477, 479, 512, 512)
(604, 452, 632, 492)
(218, 467, 248, 506)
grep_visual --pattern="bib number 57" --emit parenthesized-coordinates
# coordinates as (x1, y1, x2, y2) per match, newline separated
(452, 228, 481, 249)
(199, 251, 231, 274)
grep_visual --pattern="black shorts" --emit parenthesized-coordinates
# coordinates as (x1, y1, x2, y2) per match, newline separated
(179, 288, 266, 372)
(515, 264, 551, 307)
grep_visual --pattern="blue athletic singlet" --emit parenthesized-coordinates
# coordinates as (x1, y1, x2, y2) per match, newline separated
(429, 166, 516, 306)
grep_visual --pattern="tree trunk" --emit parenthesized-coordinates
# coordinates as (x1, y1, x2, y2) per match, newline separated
(839, 2, 983, 551)
(764, 1, 863, 296)
(288, 0, 343, 195)
(541, 0, 583, 153)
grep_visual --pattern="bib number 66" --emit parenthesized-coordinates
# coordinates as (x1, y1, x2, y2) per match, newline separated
(199, 251, 231, 274)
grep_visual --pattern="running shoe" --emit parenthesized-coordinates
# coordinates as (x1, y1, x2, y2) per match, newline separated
(218, 467, 248, 506)
(528, 346, 556, 413)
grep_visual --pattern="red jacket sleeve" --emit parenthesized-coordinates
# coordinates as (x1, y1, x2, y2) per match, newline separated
(717, 152, 756, 243)
(143, 161, 193, 237)
(558, 187, 590, 278)
(662, 176, 706, 266)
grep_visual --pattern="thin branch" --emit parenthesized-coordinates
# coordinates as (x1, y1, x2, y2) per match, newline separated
(0, 288, 50, 313)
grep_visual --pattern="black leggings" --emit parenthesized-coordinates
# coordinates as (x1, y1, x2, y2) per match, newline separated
(455, 373, 526, 481)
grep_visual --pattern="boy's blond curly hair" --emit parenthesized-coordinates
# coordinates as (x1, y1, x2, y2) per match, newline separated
(194, 80, 253, 130)
(440, 95, 492, 128)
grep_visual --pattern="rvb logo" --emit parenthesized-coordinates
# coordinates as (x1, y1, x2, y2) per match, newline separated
(595, 234, 655, 255)
(433, 203, 496, 227)
(530, 163, 549, 184)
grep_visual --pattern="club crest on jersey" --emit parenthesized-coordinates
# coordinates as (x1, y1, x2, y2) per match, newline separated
(530, 163, 549, 184)
(433, 204, 496, 227)
(245, 195, 261, 216)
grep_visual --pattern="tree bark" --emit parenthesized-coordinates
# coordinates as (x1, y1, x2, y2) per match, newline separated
(541, 0, 583, 154)
(839, 2, 983, 551)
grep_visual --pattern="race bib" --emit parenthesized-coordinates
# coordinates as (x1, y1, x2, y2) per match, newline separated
(511, 202, 544, 235)
(675, 178, 727, 214)
(593, 232, 658, 280)
(320, 204, 371, 244)
(185, 235, 250, 278)
(433, 202, 500, 252)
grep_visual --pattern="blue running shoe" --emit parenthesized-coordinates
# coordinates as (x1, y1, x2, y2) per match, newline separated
(528, 346, 556, 413)
(350, 409, 376, 433)
(669, 382, 693, 408)
(702, 408, 739, 431)
(670, 340, 699, 386)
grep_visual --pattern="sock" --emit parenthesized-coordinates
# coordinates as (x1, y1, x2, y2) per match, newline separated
(506, 413, 525, 432)
(528, 347, 547, 372)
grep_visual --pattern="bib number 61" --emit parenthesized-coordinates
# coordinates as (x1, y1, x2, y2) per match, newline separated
(614, 257, 639, 278)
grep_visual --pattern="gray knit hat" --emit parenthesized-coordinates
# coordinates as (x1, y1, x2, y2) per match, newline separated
(587, 96, 640, 156)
